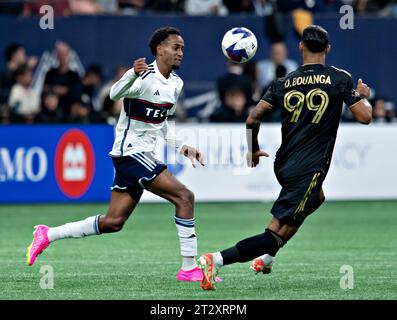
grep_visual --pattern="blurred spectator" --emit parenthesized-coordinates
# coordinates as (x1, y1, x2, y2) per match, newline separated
(81, 64, 103, 112)
(0, 43, 37, 106)
(43, 41, 83, 117)
(372, 97, 396, 123)
(185, 0, 228, 15)
(242, 60, 259, 101)
(263, 0, 287, 43)
(97, 0, 119, 14)
(118, 0, 145, 14)
(8, 64, 40, 123)
(0, 0, 24, 15)
(383, 99, 396, 122)
(145, 0, 184, 12)
(262, 0, 315, 42)
(23, 0, 70, 16)
(35, 91, 64, 123)
(353, 0, 394, 15)
(0, 43, 37, 123)
(67, 99, 105, 123)
(378, 1, 397, 17)
(210, 87, 249, 122)
(69, 0, 103, 14)
(253, 0, 273, 16)
(67, 100, 91, 123)
(223, 0, 255, 13)
(217, 61, 254, 112)
(341, 88, 396, 123)
(256, 42, 298, 95)
(102, 96, 123, 125)
(0, 44, 22, 107)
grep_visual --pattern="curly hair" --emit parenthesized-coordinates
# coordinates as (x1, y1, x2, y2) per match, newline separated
(149, 27, 181, 56)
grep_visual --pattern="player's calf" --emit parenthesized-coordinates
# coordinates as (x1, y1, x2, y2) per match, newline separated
(220, 229, 284, 265)
(173, 187, 195, 219)
(99, 215, 128, 233)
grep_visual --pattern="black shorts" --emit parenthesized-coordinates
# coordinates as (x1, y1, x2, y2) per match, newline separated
(110, 152, 167, 202)
(271, 171, 325, 226)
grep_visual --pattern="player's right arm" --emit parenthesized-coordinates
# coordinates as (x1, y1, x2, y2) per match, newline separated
(246, 100, 272, 167)
(349, 79, 372, 124)
(109, 58, 148, 101)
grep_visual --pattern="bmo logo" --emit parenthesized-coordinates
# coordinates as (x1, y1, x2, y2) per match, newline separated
(0, 147, 47, 182)
(55, 129, 95, 198)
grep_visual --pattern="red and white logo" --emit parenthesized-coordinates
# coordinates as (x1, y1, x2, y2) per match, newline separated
(55, 129, 95, 198)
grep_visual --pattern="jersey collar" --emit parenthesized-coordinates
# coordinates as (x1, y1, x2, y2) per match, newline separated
(153, 60, 172, 82)
(301, 63, 325, 67)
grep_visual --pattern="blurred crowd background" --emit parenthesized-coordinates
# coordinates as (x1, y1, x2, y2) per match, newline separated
(1, 0, 396, 16)
(0, 0, 396, 125)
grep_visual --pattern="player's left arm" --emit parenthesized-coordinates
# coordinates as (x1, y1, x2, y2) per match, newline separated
(245, 100, 272, 167)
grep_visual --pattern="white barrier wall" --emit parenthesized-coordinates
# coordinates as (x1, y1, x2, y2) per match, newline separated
(141, 123, 397, 202)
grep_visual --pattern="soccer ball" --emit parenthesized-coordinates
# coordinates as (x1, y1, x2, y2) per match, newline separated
(221, 27, 258, 63)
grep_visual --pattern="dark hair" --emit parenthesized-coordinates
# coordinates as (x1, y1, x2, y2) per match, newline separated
(15, 63, 30, 78)
(85, 64, 103, 79)
(4, 43, 23, 62)
(302, 25, 329, 53)
(225, 86, 245, 96)
(149, 27, 181, 56)
(275, 64, 287, 78)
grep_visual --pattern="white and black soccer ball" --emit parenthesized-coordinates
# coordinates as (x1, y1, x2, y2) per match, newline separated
(221, 27, 258, 64)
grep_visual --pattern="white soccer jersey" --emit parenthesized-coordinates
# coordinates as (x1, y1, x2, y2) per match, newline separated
(109, 60, 184, 157)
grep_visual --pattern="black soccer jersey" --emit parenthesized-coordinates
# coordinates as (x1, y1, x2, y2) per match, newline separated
(262, 64, 362, 177)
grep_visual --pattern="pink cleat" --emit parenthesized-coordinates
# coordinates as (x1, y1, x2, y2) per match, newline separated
(26, 225, 50, 266)
(177, 266, 223, 283)
(177, 266, 203, 282)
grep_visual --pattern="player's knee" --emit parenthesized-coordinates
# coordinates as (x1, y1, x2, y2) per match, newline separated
(319, 190, 325, 204)
(315, 190, 326, 211)
(307, 190, 326, 217)
(177, 188, 195, 207)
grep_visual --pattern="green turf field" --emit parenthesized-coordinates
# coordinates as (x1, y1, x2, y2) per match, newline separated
(0, 201, 396, 300)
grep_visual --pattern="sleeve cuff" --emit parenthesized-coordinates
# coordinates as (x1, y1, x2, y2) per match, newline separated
(348, 98, 365, 109)
(260, 99, 274, 107)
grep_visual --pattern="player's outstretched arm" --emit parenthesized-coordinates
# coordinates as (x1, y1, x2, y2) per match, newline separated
(246, 100, 272, 167)
(109, 58, 148, 101)
(350, 79, 373, 125)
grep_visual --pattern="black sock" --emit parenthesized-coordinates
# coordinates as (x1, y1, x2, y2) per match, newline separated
(221, 229, 284, 265)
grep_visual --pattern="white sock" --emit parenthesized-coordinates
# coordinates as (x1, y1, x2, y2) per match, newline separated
(212, 252, 224, 269)
(47, 215, 101, 242)
(260, 254, 275, 266)
(181, 256, 196, 270)
(175, 216, 197, 270)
